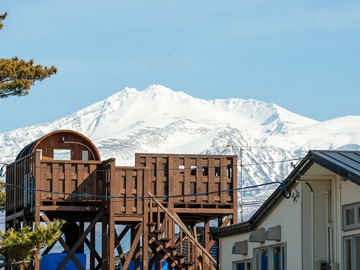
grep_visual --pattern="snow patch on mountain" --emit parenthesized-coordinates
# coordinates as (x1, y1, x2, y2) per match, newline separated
(1, 85, 360, 220)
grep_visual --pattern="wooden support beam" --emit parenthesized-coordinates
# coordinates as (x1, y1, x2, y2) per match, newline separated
(122, 223, 143, 270)
(205, 216, 231, 252)
(55, 211, 103, 270)
(143, 215, 149, 270)
(114, 225, 131, 265)
(40, 213, 84, 270)
(84, 237, 101, 265)
(149, 192, 217, 268)
(34, 152, 41, 270)
(90, 226, 97, 270)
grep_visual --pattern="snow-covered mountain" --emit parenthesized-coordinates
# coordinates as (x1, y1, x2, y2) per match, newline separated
(1, 84, 360, 219)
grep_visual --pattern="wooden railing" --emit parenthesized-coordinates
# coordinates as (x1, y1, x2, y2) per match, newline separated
(38, 159, 102, 203)
(148, 192, 217, 270)
(6, 152, 104, 214)
(6, 152, 36, 214)
(136, 154, 238, 209)
(6, 153, 237, 221)
(103, 161, 148, 215)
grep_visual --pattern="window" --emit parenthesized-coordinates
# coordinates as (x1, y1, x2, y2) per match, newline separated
(343, 235, 360, 270)
(254, 244, 286, 270)
(233, 260, 251, 270)
(343, 203, 360, 231)
(53, 149, 71, 160)
(82, 150, 88, 160)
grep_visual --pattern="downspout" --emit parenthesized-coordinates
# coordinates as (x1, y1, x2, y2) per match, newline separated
(300, 183, 303, 270)
(306, 182, 314, 270)
(325, 190, 331, 263)
(295, 158, 313, 269)
(337, 181, 342, 265)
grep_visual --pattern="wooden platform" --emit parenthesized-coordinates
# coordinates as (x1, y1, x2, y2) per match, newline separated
(5, 130, 238, 270)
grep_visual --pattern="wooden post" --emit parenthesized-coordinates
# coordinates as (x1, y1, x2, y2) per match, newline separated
(34, 152, 41, 270)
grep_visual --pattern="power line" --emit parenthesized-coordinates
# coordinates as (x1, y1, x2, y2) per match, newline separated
(224, 144, 296, 222)
(0, 157, 302, 174)
(3, 180, 291, 201)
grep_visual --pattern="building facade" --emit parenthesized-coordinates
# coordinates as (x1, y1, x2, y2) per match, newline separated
(213, 150, 360, 270)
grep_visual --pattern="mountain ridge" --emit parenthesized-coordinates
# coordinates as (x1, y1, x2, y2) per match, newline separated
(1, 84, 359, 218)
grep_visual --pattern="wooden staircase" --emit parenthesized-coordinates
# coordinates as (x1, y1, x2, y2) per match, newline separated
(147, 193, 217, 270)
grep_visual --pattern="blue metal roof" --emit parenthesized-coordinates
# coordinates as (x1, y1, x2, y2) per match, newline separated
(311, 150, 360, 185)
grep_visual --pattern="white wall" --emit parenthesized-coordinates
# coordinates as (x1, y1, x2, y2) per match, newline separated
(341, 179, 360, 206)
(219, 177, 360, 270)
(219, 183, 302, 270)
(339, 178, 360, 243)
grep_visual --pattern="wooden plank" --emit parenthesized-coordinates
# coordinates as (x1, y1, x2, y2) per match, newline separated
(64, 163, 72, 200)
(208, 159, 215, 203)
(148, 192, 217, 266)
(41, 165, 49, 201)
(196, 158, 203, 203)
(41, 213, 84, 270)
(142, 215, 149, 270)
(125, 170, 133, 214)
(170, 208, 235, 214)
(121, 172, 127, 213)
(108, 210, 115, 269)
(5, 211, 24, 221)
(122, 223, 143, 270)
(172, 157, 180, 201)
(39, 205, 100, 211)
(89, 164, 97, 199)
(52, 163, 59, 200)
(166, 156, 173, 208)
(102, 214, 108, 270)
(184, 158, 191, 202)
(77, 164, 85, 200)
(232, 156, 238, 223)
(220, 158, 227, 203)
(137, 169, 143, 215)
(205, 216, 231, 252)
(90, 225, 96, 270)
(56, 211, 103, 270)
(115, 225, 130, 265)
(111, 169, 121, 214)
(156, 157, 164, 197)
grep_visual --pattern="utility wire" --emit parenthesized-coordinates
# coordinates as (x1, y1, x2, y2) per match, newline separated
(4, 181, 291, 200)
(0, 157, 302, 175)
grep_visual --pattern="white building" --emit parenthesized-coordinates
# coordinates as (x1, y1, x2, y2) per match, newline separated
(212, 150, 360, 270)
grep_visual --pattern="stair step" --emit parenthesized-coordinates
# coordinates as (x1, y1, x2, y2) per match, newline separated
(161, 237, 171, 242)
(175, 253, 186, 258)
(147, 222, 157, 226)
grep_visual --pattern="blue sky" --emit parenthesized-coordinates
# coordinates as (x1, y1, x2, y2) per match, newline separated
(0, 0, 359, 133)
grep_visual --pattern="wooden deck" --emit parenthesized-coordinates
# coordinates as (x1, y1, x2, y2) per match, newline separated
(6, 131, 238, 270)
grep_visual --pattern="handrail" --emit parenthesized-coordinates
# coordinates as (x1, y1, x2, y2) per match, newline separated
(148, 192, 217, 269)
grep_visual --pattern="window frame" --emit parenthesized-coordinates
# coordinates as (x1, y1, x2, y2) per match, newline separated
(233, 260, 251, 270)
(343, 234, 360, 270)
(53, 148, 72, 160)
(253, 243, 286, 270)
(343, 202, 360, 231)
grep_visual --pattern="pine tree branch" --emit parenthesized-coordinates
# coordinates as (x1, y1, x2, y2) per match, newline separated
(0, 12, 7, 30)
(0, 57, 57, 98)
